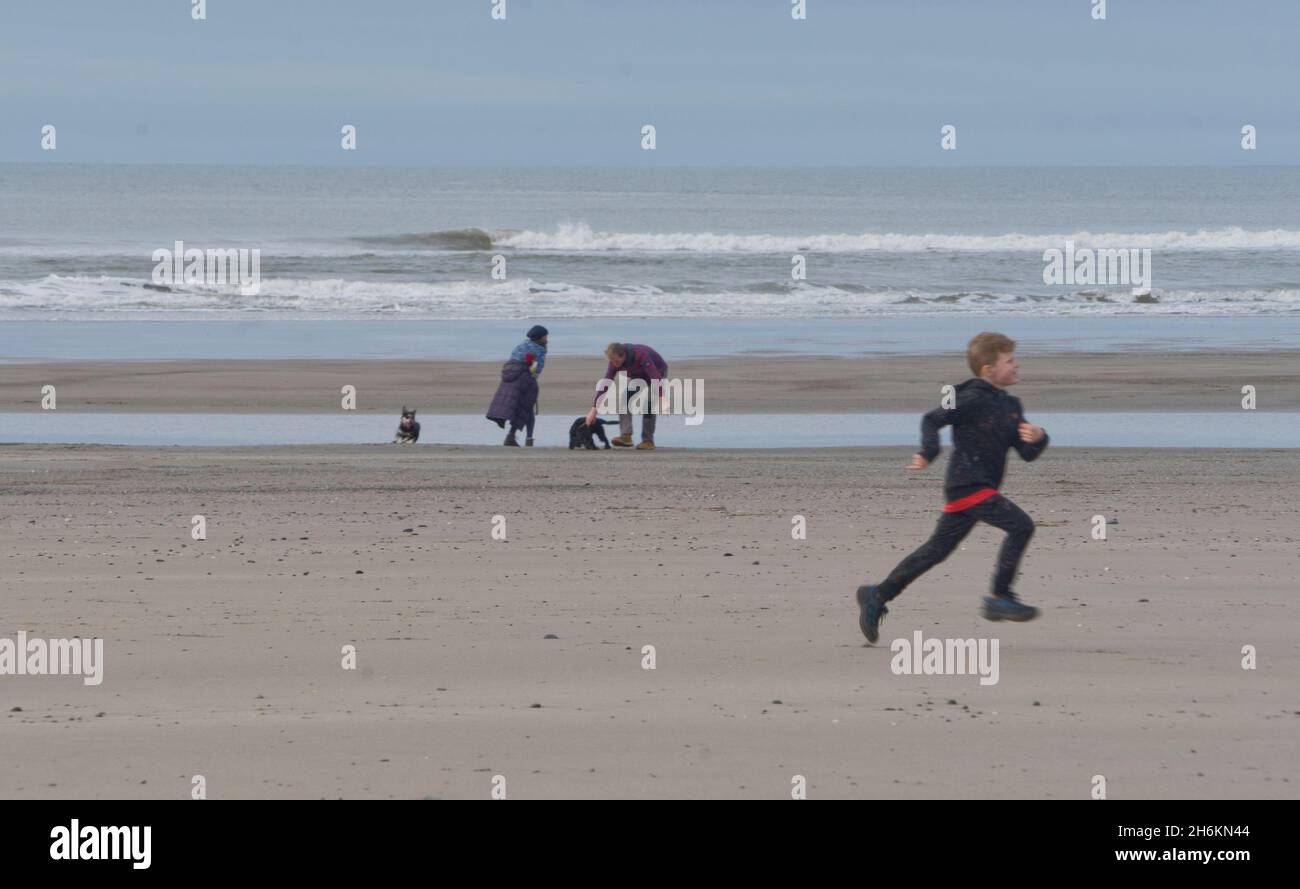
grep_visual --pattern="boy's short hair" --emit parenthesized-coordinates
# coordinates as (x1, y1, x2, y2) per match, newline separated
(604, 342, 627, 361)
(967, 332, 1016, 376)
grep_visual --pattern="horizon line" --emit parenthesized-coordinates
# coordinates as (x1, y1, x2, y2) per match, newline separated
(3, 160, 1298, 171)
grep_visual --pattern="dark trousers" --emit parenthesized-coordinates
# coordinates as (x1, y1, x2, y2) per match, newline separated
(878, 494, 1034, 600)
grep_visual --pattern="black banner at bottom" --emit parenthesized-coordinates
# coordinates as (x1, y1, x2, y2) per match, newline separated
(1, 800, 1282, 875)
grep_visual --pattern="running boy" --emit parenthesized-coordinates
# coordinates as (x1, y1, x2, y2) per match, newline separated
(856, 332, 1050, 643)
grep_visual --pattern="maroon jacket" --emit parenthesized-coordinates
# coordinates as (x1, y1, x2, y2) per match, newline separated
(593, 344, 669, 407)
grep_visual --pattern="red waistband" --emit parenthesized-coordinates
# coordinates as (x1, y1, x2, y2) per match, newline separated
(943, 488, 999, 513)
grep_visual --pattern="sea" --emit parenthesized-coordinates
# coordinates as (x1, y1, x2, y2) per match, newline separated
(1, 164, 1298, 359)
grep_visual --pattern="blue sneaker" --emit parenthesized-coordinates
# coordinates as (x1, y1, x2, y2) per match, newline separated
(855, 585, 889, 644)
(981, 593, 1039, 622)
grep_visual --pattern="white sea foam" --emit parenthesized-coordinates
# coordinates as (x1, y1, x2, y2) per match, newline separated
(3, 274, 1299, 319)
(493, 223, 1300, 253)
(8, 225, 1298, 259)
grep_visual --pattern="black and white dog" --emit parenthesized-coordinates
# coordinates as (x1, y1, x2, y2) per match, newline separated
(394, 407, 421, 443)
(569, 417, 617, 450)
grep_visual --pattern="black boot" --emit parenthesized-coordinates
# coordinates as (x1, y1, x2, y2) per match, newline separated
(504, 431, 519, 447)
(982, 593, 1039, 622)
(855, 585, 889, 644)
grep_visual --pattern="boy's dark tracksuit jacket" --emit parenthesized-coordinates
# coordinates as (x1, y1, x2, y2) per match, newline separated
(919, 378, 1049, 510)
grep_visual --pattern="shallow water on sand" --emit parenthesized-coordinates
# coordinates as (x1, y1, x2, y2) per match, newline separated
(2, 411, 1296, 448)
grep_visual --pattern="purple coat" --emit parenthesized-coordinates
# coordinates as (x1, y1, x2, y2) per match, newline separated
(486, 360, 538, 429)
(592, 344, 669, 407)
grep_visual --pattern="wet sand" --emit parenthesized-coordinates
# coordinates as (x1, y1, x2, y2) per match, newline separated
(2, 350, 1299, 413)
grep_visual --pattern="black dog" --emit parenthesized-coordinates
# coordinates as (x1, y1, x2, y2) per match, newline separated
(394, 407, 421, 443)
(569, 417, 617, 450)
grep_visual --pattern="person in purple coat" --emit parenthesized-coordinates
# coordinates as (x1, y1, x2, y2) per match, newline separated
(584, 342, 668, 450)
(487, 325, 547, 446)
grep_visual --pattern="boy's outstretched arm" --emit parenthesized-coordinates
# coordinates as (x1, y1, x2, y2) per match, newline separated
(1014, 417, 1049, 461)
(917, 404, 958, 464)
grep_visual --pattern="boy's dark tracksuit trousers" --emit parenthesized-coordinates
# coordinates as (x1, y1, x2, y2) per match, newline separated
(877, 378, 1049, 602)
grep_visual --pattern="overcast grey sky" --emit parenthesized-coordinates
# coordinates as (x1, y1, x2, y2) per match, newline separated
(2, 0, 1297, 166)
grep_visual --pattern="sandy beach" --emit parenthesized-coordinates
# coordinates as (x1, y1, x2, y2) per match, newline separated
(1, 443, 1295, 799)
(3, 350, 1299, 413)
